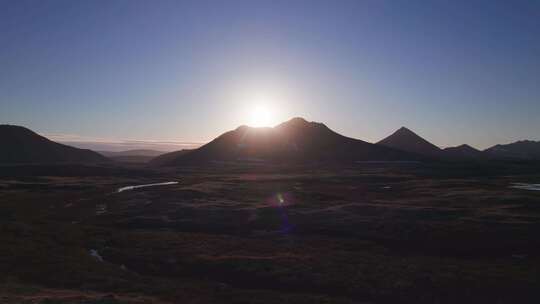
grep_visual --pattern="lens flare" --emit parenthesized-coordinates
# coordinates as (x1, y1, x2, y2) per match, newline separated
(277, 193, 285, 204)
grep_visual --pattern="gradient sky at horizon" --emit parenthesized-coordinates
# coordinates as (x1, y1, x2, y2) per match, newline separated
(1, 0, 539, 149)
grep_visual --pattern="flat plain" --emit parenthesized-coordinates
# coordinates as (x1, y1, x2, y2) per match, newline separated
(1, 161, 539, 303)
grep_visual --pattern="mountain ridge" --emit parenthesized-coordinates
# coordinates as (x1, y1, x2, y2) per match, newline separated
(152, 117, 421, 166)
(0, 124, 108, 164)
(443, 144, 485, 160)
(484, 140, 540, 160)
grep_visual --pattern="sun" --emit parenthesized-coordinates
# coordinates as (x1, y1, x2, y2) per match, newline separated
(248, 104, 275, 127)
(234, 87, 285, 127)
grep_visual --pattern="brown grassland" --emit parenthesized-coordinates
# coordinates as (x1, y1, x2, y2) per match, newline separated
(1, 161, 539, 303)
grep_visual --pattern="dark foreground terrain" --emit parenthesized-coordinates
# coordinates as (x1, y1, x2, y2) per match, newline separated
(1, 161, 540, 303)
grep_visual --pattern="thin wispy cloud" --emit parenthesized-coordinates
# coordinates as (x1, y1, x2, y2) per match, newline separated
(44, 133, 204, 152)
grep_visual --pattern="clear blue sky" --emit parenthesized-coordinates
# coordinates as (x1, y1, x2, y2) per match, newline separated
(1, 0, 539, 149)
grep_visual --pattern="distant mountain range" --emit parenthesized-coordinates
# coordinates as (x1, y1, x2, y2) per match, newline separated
(376, 126, 540, 161)
(151, 117, 420, 166)
(98, 149, 166, 163)
(443, 144, 485, 160)
(149, 149, 194, 166)
(376, 127, 489, 160)
(0, 125, 107, 164)
(2, 120, 539, 165)
(98, 149, 166, 158)
(485, 140, 540, 160)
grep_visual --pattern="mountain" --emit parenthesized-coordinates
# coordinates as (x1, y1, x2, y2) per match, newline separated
(485, 140, 540, 160)
(98, 149, 166, 158)
(98, 149, 166, 163)
(152, 117, 421, 166)
(0, 125, 108, 164)
(148, 149, 194, 166)
(442, 144, 485, 160)
(377, 127, 442, 157)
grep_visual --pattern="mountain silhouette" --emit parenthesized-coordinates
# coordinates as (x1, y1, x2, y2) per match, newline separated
(0, 125, 108, 164)
(98, 149, 166, 163)
(377, 127, 442, 157)
(443, 144, 485, 160)
(153, 117, 420, 166)
(98, 149, 165, 158)
(485, 140, 540, 160)
(149, 149, 193, 166)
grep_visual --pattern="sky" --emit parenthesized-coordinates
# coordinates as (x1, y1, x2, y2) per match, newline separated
(1, 0, 539, 150)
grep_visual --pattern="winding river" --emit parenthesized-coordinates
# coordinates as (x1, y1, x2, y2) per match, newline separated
(117, 181, 179, 193)
(510, 183, 540, 191)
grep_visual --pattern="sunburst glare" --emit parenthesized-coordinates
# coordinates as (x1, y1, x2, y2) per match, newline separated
(248, 104, 275, 127)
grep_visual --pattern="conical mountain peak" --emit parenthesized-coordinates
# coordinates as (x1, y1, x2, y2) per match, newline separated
(377, 126, 441, 157)
(393, 126, 420, 137)
(397, 126, 412, 132)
